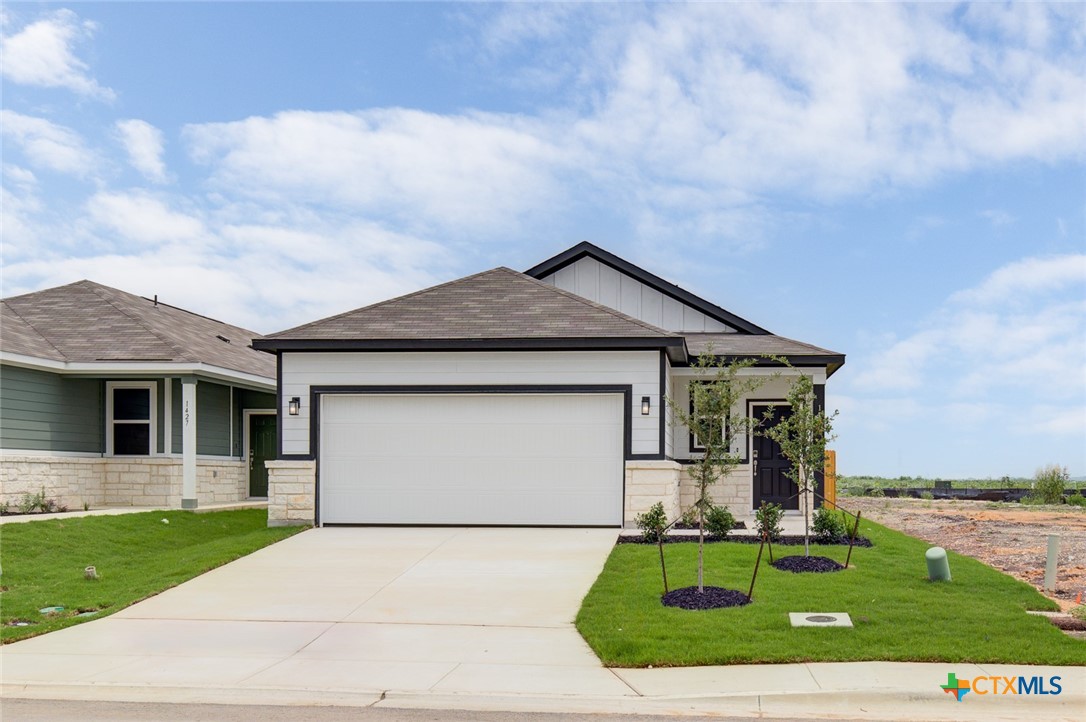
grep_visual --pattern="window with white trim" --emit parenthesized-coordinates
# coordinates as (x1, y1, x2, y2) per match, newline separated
(107, 382, 156, 456)
(686, 380, 748, 461)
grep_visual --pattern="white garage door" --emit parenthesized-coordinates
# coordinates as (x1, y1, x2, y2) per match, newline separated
(319, 393, 625, 526)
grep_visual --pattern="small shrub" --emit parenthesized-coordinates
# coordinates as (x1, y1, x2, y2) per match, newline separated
(679, 506, 699, 528)
(1029, 464, 1069, 505)
(920, 491, 934, 500)
(812, 507, 847, 542)
(1071, 606, 1086, 621)
(1067, 492, 1086, 508)
(17, 490, 44, 514)
(755, 502, 783, 542)
(635, 502, 669, 544)
(705, 505, 736, 538)
(865, 487, 885, 498)
(1020, 495, 1044, 506)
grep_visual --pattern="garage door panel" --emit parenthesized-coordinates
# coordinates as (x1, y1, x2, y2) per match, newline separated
(319, 393, 623, 525)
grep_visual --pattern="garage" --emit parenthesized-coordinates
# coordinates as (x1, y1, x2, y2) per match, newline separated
(318, 392, 625, 526)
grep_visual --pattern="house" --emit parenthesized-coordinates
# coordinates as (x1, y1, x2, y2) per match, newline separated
(253, 242, 844, 527)
(0, 281, 277, 511)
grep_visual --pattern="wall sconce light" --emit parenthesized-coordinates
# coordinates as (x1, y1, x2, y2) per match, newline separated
(288, 397, 301, 416)
(641, 396, 651, 415)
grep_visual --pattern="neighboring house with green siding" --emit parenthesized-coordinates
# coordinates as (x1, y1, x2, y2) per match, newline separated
(0, 280, 278, 511)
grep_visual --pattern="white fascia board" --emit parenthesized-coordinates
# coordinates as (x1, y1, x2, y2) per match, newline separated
(0, 352, 275, 392)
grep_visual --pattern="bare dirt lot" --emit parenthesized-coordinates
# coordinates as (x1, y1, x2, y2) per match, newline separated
(840, 497, 1086, 610)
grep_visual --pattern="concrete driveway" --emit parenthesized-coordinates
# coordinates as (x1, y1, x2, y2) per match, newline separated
(1, 527, 633, 698)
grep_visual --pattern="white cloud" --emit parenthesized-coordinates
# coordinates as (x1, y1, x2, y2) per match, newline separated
(0, 110, 96, 176)
(2, 189, 451, 333)
(183, 109, 566, 238)
(951, 254, 1086, 305)
(850, 254, 1086, 434)
(979, 209, 1016, 227)
(0, 9, 114, 100)
(114, 120, 168, 183)
(572, 4, 1084, 196)
(1, 164, 44, 258)
(84, 191, 205, 245)
(851, 255, 1081, 395)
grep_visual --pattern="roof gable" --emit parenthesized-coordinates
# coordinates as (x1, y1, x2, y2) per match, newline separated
(260, 267, 681, 348)
(1, 281, 275, 379)
(525, 242, 769, 335)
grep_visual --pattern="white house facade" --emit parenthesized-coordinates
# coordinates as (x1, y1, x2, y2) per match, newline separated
(255, 243, 844, 527)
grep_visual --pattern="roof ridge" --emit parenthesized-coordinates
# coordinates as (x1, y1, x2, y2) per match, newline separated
(0, 299, 69, 360)
(266, 266, 504, 339)
(81, 282, 191, 361)
(503, 268, 677, 337)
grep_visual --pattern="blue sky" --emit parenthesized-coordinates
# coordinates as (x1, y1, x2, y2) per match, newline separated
(2, 3, 1084, 478)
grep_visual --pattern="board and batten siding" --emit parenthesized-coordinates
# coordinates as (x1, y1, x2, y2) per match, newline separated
(0, 365, 103, 453)
(281, 350, 663, 457)
(539, 256, 735, 333)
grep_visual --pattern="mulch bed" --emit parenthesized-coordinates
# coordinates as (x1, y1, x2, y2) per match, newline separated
(672, 521, 748, 530)
(771, 555, 844, 573)
(1049, 616, 1086, 631)
(661, 586, 751, 610)
(619, 534, 872, 546)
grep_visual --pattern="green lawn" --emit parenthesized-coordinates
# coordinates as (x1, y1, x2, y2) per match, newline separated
(1, 509, 305, 643)
(576, 520, 1086, 667)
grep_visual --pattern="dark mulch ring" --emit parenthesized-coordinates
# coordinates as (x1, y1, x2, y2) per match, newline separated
(1049, 616, 1086, 631)
(661, 586, 751, 610)
(771, 555, 844, 573)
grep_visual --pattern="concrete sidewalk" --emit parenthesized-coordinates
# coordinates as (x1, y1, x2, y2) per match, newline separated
(4, 660, 1082, 720)
(0, 500, 267, 525)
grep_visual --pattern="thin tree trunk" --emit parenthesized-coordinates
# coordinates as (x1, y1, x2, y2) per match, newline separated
(658, 538, 669, 593)
(802, 463, 810, 557)
(697, 502, 705, 592)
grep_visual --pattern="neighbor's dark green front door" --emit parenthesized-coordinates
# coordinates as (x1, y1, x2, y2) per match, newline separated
(752, 404, 798, 510)
(249, 414, 276, 498)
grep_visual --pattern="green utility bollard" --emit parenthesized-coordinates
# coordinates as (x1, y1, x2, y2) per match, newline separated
(926, 546, 951, 582)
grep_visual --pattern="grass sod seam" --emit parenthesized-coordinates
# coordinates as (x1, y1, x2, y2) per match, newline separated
(575, 517, 1086, 667)
(0, 509, 305, 643)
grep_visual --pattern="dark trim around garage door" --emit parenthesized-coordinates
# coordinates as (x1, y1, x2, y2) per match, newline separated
(308, 384, 633, 527)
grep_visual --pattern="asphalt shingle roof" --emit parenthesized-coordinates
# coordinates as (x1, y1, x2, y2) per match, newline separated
(683, 333, 842, 358)
(1, 281, 275, 379)
(264, 267, 680, 341)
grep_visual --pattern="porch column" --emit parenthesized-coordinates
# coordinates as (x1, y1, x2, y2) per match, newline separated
(181, 376, 198, 509)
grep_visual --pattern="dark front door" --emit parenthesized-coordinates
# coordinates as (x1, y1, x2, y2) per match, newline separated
(248, 414, 276, 498)
(752, 404, 798, 510)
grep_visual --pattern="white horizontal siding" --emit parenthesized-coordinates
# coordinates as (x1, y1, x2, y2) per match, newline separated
(541, 256, 734, 333)
(664, 362, 674, 458)
(281, 350, 661, 457)
(668, 369, 826, 461)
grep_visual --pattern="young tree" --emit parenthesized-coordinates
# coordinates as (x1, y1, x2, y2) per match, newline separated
(669, 352, 769, 592)
(763, 373, 838, 556)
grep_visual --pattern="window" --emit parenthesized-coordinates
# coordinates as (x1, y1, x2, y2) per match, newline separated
(107, 382, 156, 456)
(686, 380, 748, 461)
